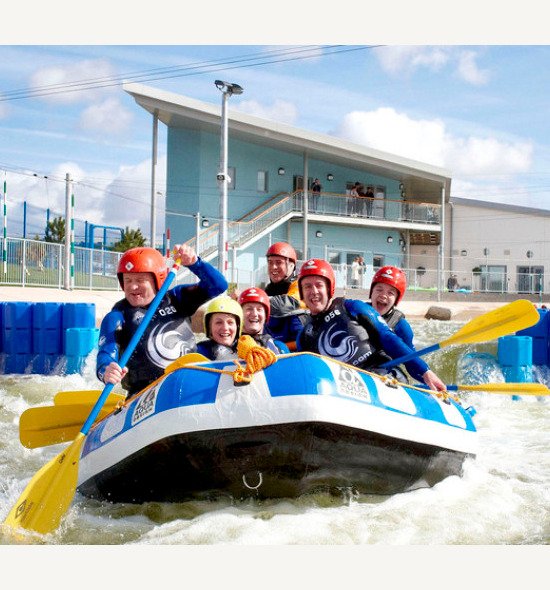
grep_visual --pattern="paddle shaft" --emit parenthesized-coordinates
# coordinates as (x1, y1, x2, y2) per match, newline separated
(81, 260, 180, 434)
(380, 299, 539, 370)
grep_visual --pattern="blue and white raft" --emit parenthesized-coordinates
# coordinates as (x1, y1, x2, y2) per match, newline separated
(77, 353, 478, 503)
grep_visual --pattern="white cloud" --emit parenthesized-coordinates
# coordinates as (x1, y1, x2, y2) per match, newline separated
(374, 46, 450, 75)
(79, 98, 134, 135)
(375, 46, 489, 86)
(237, 99, 298, 125)
(456, 50, 490, 85)
(29, 59, 118, 104)
(336, 107, 533, 176)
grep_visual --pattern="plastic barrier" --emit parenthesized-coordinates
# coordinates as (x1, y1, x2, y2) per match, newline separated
(497, 335, 533, 383)
(0, 301, 97, 375)
(516, 307, 550, 365)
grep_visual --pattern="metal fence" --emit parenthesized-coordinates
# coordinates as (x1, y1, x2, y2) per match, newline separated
(1, 237, 547, 298)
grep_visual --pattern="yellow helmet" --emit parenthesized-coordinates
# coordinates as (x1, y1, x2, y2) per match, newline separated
(203, 296, 243, 338)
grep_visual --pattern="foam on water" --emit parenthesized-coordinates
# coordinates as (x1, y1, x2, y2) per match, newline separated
(1, 324, 549, 546)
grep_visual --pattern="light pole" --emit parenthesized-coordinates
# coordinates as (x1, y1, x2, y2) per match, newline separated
(215, 79, 243, 275)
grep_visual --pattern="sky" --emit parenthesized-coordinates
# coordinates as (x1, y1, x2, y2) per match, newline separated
(1, 2, 550, 247)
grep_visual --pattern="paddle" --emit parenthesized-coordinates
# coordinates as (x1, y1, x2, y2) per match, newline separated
(54, 390, 124, 407)
(419, 382, 549, 395)
(381, 299, 540, 370)
(21, 354, 209, 449)
(19, 404, 118, 449)
(3, 257, 182, 535)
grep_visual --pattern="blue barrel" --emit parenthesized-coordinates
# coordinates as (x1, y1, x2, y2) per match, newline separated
(498, 335, 533, 383)
(1, 302, 34, 373)
(0, 302, 3, 353)
(2, 302, 33, 354)
(32, 302, 63, 354)
(62, 303, 96, 331)
(65, 327, 99, 374)
(517, 307, 550, 365)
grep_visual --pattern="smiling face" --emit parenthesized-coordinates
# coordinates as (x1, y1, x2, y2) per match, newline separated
(209, 313, 238, 346)
(370, 282, 399, 316)
(242, 302, 266, 335)
(300, 275, 330, 315)
(122, 272, 157, 307)
(267, 255, 293, 284)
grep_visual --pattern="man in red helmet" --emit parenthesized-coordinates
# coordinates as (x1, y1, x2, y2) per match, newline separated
(238, 287, 289, 354)
(263, 241, 309, 348)
(296, 258, 445, 391)
(96, 243, 228, 397)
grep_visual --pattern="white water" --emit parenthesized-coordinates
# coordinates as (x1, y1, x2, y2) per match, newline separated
(0, 320, 548, 550)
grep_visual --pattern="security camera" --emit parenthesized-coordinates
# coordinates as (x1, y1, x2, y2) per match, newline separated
(216, 172, 231, 183)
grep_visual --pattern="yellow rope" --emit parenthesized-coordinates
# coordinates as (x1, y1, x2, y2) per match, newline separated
(233, 335, 277, 383)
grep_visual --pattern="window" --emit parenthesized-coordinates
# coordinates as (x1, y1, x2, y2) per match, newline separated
(257, 170, 268, 193)
(228, 166, 236, 190)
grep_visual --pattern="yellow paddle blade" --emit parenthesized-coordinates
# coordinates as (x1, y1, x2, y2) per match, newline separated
(455, 382, 550, 395)
(20, 404, 115, 449)
(441, 299, 539, 347)
(164, 352, 210, 375)
(54, 390, 124, 407)
(3, 433, 84, 535)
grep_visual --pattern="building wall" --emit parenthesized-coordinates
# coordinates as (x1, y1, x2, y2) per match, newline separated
(165, 126, 407, 254)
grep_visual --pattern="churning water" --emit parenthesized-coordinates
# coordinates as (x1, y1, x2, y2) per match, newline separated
(0, 320, 548, 549)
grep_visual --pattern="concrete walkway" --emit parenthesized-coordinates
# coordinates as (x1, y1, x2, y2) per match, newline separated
(2, 285, 538, 324)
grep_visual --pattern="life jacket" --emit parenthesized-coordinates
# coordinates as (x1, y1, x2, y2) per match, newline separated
(247, 332, 286, 354)
(299, 298, 389, 369)
(114, 294, 197, 394)
(382, 307, 405, 330)
(196, 338, 238, 361)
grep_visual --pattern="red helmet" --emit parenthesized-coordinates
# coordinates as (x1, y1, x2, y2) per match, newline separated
(238, 287, 271, 321)
(117, 247, 168, 291)
(298, 258, 336, 299)
(370, 266, 407, 305)
(266, 242, 297, 264)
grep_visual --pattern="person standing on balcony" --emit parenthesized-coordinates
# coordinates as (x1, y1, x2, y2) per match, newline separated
(311, 178, 322, 212)
(349, 182, 360, 216)
(295, 258, 446, 391)
(96, 244, 227, 398)
(365, 186, 375, 217)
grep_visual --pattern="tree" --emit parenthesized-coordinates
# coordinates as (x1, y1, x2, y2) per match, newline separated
(45, 216, 65, 243)
(111, 227, 147, 252)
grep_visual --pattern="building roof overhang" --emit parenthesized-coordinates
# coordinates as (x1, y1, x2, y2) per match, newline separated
(124, 82, 452, 203)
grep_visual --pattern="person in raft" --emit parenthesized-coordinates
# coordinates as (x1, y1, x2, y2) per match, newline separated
(96, 244, 228, 397)
(196, 296, 243, 360)
(263, 241, 309, 349)
(295, 258, 446, 391)
(238, 287, 289, 354)
(369, 266, 416, 349)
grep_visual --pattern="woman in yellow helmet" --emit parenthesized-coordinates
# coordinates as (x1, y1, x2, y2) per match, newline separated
(197, 296, 243, 360)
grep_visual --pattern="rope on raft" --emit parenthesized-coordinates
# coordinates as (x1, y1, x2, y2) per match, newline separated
(180, 335, 277, 384)
(174, 344, 460, 404)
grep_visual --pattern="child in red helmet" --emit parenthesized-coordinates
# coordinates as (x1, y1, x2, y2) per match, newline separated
(238, 287, 289, 354)
(296, 259, 445, 392)
(96, 243, 227, 397)
(369, 266, 415, 348)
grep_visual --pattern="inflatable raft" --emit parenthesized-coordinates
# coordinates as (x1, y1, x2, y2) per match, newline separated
(76, 353, 478, 503)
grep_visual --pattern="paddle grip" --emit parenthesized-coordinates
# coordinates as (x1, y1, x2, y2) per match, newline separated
(80, 262, 180, 435)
